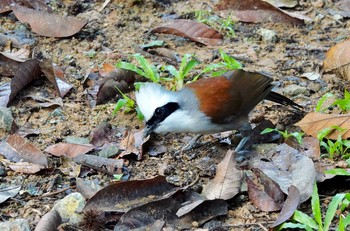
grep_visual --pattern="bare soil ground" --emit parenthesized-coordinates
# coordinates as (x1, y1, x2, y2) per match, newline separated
(1, 0, 350, 230)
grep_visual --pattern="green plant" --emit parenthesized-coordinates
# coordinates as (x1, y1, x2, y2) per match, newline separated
(261, 128, 304, 144)
(332, 90, 350, 112)
(278, 183, 350, 231)
(116, 53, 160, 83)
(195, 11, 236, 38)
(112, 87, 144, 120)
(195, 49, 242, 80)
(317, 126, 350, 159)
(315, 93, 334, 112)
(163, 53, 200, 90)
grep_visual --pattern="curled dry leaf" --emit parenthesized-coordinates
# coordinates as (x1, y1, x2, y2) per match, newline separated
(0, 59, 42, 107)
(119, 129, 147, 160)
(264, 0, 298, 8)
(34, 209, 62, 231)
(12, 4, 87, 37)
(0, 185, 21, 204)
(272, 185, 300, 228)
(0, 52, 21, 76)
(0, 134, 47, 167)
(246, 168, 285, 212)
(152, 19, 223, 46)
(296, 112, 350, 140)
(9, 162, 43, 174)
(323, 39, 350, 81)
(39, 61, 73, 98)
(215, 0, 307, 25)
(202, 150, 243, 200)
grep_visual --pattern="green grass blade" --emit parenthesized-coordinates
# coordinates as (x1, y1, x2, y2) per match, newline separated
(324, 193, 346, 230)
(116, 61, 146, 77)
(261, 127, 276, 134)
(164, 65, 178, 77)
(277, 222, 313, 231)
(324, 168, 350, 176)
(181, 59, 199, 80)
(292, 210, 319, 230)
(134, 53, 159, 82)
(311, 183, 323, 230)
(316, 93, 334, 112)
(113, 99, 127, 115)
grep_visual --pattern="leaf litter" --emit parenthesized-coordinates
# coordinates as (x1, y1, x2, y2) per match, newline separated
(0, 0, 349, 230)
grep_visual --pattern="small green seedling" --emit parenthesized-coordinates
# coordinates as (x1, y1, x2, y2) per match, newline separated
(278, 183, 350, 231)
(317, 125, 350, 159)
(315, 93, 334, 112)
(163, 54, 200, 90)
(261, 128, 304, 144)
(112, 87, 144, 121)
(116, 53, 160, 83)
(196, 49, 242, 80)
(332, 89, 350, 112)
(195, 11, 236, 38)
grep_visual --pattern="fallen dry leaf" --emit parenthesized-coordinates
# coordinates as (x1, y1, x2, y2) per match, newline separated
(296, 112, 350, 140)
(119, 129, 146, 160)
(202, 150, 243, 200)
(265, 0, 298, 8)
(72, 154, 124, 175)
(9, 162, 43, 174)
(152, 19, 223, 46)
(215, 0, 307, 25)
(44, 143, 94, 158)
(84, 176, 178, 212)
(247, 169, 285, 212)
(0, 59, 42, 107)
(0, 185, 21, 204)
(39, 61, 73, 98)
(12, 4, 87, 37)
(0, 52, 21, 76)
(34, 209, 62, 231)
(252, 143, 316, 202)
(272, 185, 300, 227)
(323, 39, 350, 80)
(0, 134, 47, 167)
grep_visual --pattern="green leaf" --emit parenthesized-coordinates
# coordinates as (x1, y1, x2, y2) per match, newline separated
(277, 222, 313, 231)
(164, 65, 178, 77)
(133, 53, 159, 82)
(324, 168, 350, 176)
(315, 93, 334, 112)
(135, 107, 144, 121)
(317, 127, 333, 140)
(292, 210, 319, 229)
(113, 99, 127, 115)
(291, 132, 304, 144)
(116, 61, 146, 77)
(180, 58, 199, 80)
(311, 183, 323, 230)
(261, 127, 276, 134)
(324, 193, 346, 230)
(140, 40, 164, 49)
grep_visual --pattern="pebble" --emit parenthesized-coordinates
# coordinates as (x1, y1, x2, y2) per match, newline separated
(282, 84, 310, 96)
(0, 106, 13, 131)
(0, 219, 30, 231)
(53, 192, 86, 225)
(258, 28, 277, 43)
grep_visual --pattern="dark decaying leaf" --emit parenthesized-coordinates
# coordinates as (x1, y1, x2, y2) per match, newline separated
(117, 191, 227, 230)
(215, 0, 306, 25)
(11, 4, 87, 37)
(272, 185, 301, 228)
(119, 129, 146, 160)
(246, 168, 285, 212)
(84, 176, 178, 213)
(0, 185, 21, 204)
(152, 19, 224, 46)
(90, 122, 120, 147)
(34, 209, 62, 231)
(0, 134, 47, 167)
(76, 178, 101, 200)
(0, 59, 42, 107)
(202, 150, 243, 200)
(0, 53, 21, 76)
(39, 61, 72, 97)
(252, 143, 316, 202)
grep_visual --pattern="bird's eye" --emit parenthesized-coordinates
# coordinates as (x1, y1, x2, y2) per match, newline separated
(155, 107, 164, 116)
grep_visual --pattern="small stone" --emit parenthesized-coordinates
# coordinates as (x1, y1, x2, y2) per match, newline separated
(0, 107, 13, 131)
(258, 28, 277, 43)
(282, 84, 310, 96)
(192, 221, 199, 227)
(0, 219, 30, 231)
(53, 192, 86, 225)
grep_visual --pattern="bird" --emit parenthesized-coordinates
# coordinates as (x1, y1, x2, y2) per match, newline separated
(135, 69, 302, 151)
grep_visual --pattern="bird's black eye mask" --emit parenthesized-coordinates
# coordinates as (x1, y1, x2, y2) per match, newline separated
(146, 102, 180, 128)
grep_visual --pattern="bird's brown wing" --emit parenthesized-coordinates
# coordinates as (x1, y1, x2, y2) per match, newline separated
(186, 70, 273, 124)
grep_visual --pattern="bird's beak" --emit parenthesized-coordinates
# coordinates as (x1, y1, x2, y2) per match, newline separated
(143, 125, 155, 139)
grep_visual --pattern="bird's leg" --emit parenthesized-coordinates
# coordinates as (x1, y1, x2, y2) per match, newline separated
(181, 134, 203, 151)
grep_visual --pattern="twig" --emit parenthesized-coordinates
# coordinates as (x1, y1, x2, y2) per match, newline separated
(98, 0, 111, 12)
(285, 45, 329, 52)
(38, 186, 76, 198)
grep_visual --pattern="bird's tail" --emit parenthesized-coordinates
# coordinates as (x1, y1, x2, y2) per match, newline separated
(265, 91, 303, 111)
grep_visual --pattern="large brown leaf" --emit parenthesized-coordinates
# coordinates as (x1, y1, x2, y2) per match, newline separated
(296, 112, 350, 139)
(202, 150, 243, 200)
(12, 4, 87, 37)
(152, 19, 223, 46)
(215, 0, 307, 25)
